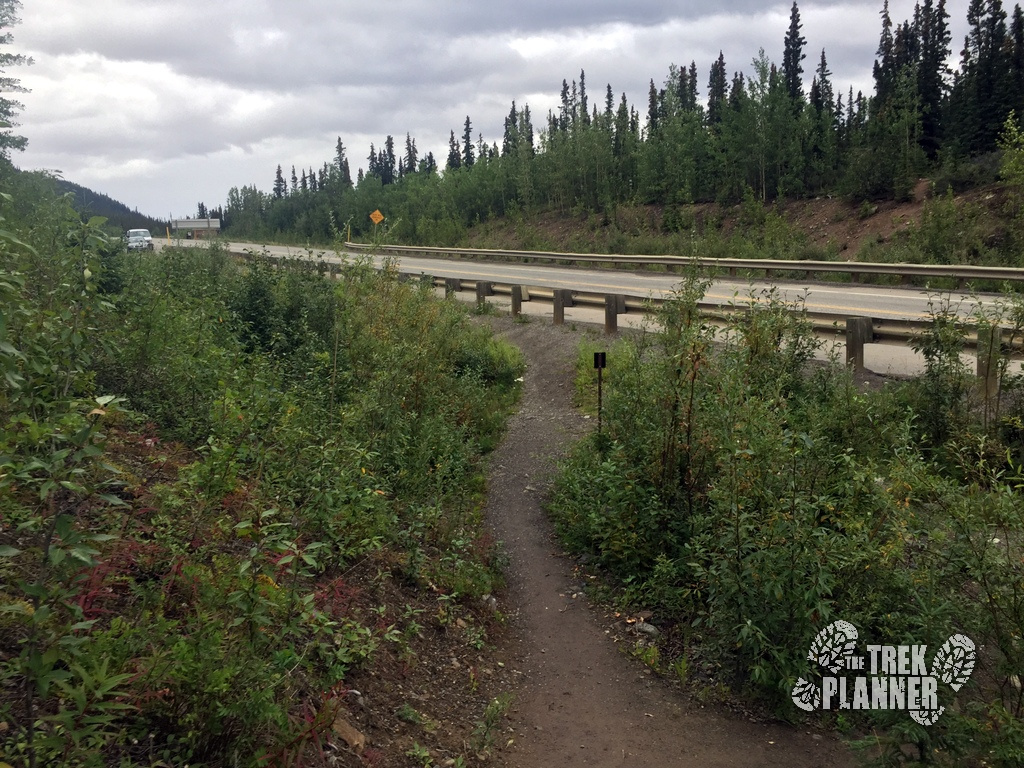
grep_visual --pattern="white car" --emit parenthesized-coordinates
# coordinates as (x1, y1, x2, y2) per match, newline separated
(126, 228, 154, 251)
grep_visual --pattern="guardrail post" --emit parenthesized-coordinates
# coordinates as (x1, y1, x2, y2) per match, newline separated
(553, 289, 574, 325)
(510, 285, 522, 317)
(846, 316, 874, 371)
(604, 294, 626, 334)
(977, 324, 1001, 399)
(476, 281, 493, 308)
(444, 277, 460, 296)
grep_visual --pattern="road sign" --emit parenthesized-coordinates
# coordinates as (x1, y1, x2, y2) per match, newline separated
(370, 209, 384, 225)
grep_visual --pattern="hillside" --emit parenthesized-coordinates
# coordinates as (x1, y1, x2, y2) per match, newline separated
(55, 177, 168, 233)
(457, 180, 1012, 266)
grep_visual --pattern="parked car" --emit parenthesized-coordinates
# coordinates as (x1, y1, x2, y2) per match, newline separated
(126, 228, 154, 251)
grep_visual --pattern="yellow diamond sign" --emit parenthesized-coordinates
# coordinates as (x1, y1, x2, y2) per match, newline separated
(370, 209, 384, 225)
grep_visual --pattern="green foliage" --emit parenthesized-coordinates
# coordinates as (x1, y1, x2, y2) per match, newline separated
(551, 274, 1024, 764)
(999, 112, 1024, 253)
(0, 180, 523, 764)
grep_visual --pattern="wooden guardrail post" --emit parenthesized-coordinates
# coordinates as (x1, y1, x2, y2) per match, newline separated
(476, 281, 493, 308)
(553, 289, 574, 325)
(605, 294, 626, 334)
(846, 316, 874, 371)
(977, 324, 1001, 399)
(444, 277, 460, 296)
(511, 285, 523, 317)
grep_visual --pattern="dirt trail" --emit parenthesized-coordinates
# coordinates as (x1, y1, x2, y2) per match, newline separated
(481, 316, 853, 768)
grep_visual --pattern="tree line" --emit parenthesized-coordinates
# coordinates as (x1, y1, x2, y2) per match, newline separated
(212, 0, 1024, 244)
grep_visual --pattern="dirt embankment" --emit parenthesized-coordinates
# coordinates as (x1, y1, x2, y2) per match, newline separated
(466, 181, 1008, 259)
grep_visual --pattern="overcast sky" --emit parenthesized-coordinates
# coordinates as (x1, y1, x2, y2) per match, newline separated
(10, 0, 970, 221)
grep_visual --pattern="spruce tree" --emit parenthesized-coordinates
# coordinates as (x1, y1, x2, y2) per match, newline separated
(404, 133, 418, 175)
(383, 135, 397, 184)
(1012, 5, 1024, 115)
(707, 52, 728, 126)
(335, 137, 353, 187)
(462, 116, 474, 167)
(503, 101, 518, 155)
(367, 143, 377, 177)
(874, 0, 896, 107)
(419, 151, 437, 175)
(917, 0, 951, 158)
(688, 62, 699, 111)
(273, 165, 287, 198)
(579, 69, 590, 127)
(647, 79, 659, 133)
(782, 1, 807, 103)
(447, 130, 461, 170)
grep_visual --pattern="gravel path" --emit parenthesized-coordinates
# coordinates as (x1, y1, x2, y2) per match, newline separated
(479, 315, 854, 768)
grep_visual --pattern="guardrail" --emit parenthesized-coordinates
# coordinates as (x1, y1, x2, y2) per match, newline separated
(231, 248, 1017, 390)
(419, 274, 1014, 392)
(344, 241, 1024, 288)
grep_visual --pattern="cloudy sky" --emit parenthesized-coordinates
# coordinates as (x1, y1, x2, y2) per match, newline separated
(10, 0, 970, 220)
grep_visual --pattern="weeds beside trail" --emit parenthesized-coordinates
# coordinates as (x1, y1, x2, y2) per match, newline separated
(0, 173, 524, 766)
(551, 274, 1024, 766)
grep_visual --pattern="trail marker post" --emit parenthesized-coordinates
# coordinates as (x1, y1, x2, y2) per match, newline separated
(594, 352, 607, 434)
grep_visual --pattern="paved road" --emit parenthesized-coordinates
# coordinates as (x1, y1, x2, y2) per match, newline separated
(157, 239, 1004, 322)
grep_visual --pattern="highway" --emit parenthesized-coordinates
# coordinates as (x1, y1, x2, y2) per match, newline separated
(159, 239, 1001, 322)
(157, 238, 1024, 375)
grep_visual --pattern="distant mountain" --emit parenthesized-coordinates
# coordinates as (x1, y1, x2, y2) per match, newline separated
(56, 179, 168, 233)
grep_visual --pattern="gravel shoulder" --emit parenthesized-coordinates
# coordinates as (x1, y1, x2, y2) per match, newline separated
(478, 314, 855, 768)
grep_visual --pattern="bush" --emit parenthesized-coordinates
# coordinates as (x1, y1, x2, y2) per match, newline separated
(550, 272, 1024, 763)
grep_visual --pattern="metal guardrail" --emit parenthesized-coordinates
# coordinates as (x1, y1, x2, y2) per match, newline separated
(232, 249, 1018, 388)
(344, 242, 1024, 287)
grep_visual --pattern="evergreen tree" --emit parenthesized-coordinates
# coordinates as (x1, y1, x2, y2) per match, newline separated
(503, 101, 518, 155)
(273, 164, 287, 198)
(579, 69, 590, 127)
(383, 135, 397, 184)
(290, 165, 298, 194)
(0, 0, 29, 156)
(917, 0, 951, 158)
(782, 1, 807, 103)
(403, 133, 418, 175)
(647, 79, 660, 133)
(521, 105, 534, 152)
(950, 0, 1013, 153)
(335, 138, 353, 187)
(809, 49, 833, 115)
(447, 130, 461, 171)
(707, 52, 728, 126)
(874, 0, 896, 107)
(366, 143, 378, 177)
(687, 61, 700, 111)
(419, 151, 437, 175)
(1012, 5, 1024, 115)
(462, 116, 475, 167)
